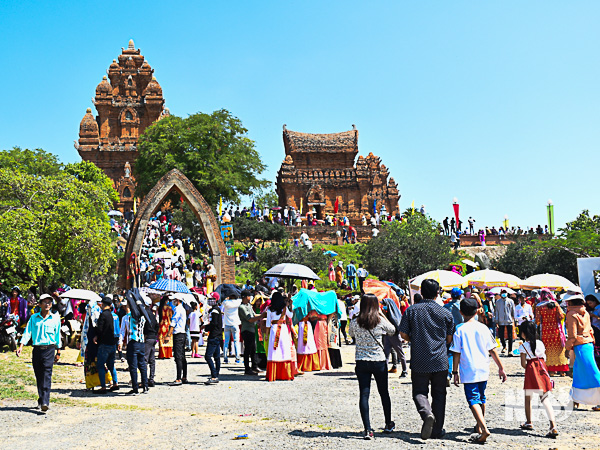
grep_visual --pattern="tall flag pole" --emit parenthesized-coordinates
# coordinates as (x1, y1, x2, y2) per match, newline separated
(219, 196, 223, 217)
(373, 199, 377, 215)
(547, 200, 555, 235)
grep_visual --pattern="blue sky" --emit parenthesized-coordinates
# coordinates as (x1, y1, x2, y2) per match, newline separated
(1, 1, 599, 230)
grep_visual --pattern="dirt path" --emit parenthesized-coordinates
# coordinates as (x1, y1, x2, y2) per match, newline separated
(2, 344, 597, 449)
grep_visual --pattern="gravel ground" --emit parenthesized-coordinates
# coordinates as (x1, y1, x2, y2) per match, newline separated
(2, 343, 598, 450)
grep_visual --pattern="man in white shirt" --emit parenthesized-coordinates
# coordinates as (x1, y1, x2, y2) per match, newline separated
(372, 227, 379, 237)
(357, 264, 369, 292)
(514, 294, 533, 327)
(167, 297, 188, 385)
(222, 294, 243, 363)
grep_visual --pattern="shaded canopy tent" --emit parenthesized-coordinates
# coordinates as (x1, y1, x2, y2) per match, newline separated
(108, 210, 123, 217)
(464, 269, 522, 289)
(363, 279, 400, 308)
(489, 287, 516, 295)
(291, 288, 341, 325)
(520, 273, 576, 291)
(409, 269, 467, 291)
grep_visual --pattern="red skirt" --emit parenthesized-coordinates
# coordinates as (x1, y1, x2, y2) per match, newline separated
(524, 358, 553, 393)
(297, 353, 321, 372)
(266, 361, 294, 382)
(317, 349, 331, 371)
(158, 346, 172, 359)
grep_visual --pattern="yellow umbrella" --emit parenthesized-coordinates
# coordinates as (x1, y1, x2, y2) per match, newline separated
(410, 270, 467, 291)
(464, 269, 522, 289)
(520, 273, 576, 291)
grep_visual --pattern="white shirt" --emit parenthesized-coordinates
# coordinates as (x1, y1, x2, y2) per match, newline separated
(449, 320, 498, 384)
(518, 340, 546, 360)
(337, 299, 348, 321)
(515, 303, 533, 325)
(350, 301, 361, 319)
(372, 228, 379, 237)
(222, 298, 242, 326)
(170, 303, 187, 334)
(189, 310, 200, 332)
(357, 268, 369, 278)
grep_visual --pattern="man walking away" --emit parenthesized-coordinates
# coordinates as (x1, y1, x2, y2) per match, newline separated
(16, 294, 61, 412)
(400, 279, 454, 440)
(222, 294, 243, 364)
(95, 296, 119, 394)
(346, 261, 358, 291)
(167, 297, 188, 385)
(119, 309, 147, 395)
(357, 264, 369, 292)
(144, 303, 159, 387)
(203, 293, 223, 384)
(238, 289, 263, 375)
(493, 290, 516, 356)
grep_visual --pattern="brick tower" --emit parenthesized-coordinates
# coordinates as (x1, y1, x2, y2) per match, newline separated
(75, 40, 168, 211)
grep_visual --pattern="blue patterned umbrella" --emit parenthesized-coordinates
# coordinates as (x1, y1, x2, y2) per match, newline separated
(148, 278, 191, 294)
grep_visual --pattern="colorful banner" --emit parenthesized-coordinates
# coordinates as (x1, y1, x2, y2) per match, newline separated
(300, 197, 303, 215)
(453, 202, 460, 226)
(411, 200, 415, 215)
(334, 197, 339, 214)
(219, 196, 223, 216)
(547, 204, 555, 235)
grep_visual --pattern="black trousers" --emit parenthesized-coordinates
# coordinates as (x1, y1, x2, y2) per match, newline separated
(241, 330, 257, 371)
(32, 346, 55, 406)
(340, 320, 348, 341)
(411, 370, 447, 437)
(355, 360, 392, 431)
(498, 324, 514, 352)
(173, 333, 187, 380)
(126, 340, 147, 391)
(144, 338, 157, 383)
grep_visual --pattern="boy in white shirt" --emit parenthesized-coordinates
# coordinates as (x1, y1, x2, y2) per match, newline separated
(450, 297, 507, 444)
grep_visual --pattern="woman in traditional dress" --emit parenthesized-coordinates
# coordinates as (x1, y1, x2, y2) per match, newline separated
(327, 312, 343, 369)
(564, 290, 600, 408)
(206, 264, 217, 294)
(81, 299, 112, 390)
(308, 310, 331, 370)
(335, 262, 344, 287)
(265, 292, 295, 381)
(297, 315, 320, 372)
(157, 296, 173, 359)
(536, 290, 569, 375)
(328, 260, 336, 283)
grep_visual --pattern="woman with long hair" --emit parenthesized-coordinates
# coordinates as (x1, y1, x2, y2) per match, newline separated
(517, 320, 558, 437)
(265, 291, 295, 381)
(535, 290, 569, 375)
(349, 293, 395, 440)
(157, 296, 173, 359)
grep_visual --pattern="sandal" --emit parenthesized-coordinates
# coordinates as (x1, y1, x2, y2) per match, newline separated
(519, 422, 534, 430)
(592, 405, 600, 411)
(546, 428, 558, 439)
(468, 433, 487, 444)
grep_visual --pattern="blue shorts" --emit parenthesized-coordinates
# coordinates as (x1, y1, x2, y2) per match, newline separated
(464, 381, 487, 407)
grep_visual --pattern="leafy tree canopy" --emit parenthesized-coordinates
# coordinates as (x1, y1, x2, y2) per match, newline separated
(245, 244, 329, 281)
(253, 185, 279, 208)
(233, 217, 289, 245)
(0, 147, 63, 176)
(0, 148, 118, 291)
(134, 110, 268, 206)
(360, 214, 454, 287)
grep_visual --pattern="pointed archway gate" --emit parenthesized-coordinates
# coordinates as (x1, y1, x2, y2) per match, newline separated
(123, 169, 235, 288)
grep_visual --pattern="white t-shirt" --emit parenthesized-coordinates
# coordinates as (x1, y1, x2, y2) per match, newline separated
(515, 303, 534, 325)
(449, 320, 498, 384)
(350, 301, 361, 319)
(337, 299, 348, 321)
(222, 298, 243, 326)
(189, 310, 200, 332)
(518, 340, 546, 360)
(357, 268, 369, 278)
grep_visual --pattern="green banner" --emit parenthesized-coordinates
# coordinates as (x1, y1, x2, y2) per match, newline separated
(547, 204, 555, 235)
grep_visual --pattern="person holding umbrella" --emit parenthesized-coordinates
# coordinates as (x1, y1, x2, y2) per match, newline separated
(16, 294, 61, 412)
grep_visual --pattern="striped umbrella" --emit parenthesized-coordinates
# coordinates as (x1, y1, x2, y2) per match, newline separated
(148, 278, 191, 294)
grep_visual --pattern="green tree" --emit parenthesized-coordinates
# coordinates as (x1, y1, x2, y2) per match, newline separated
(233, 217, 289, 246)
(134, 110, 268, 206)
(360, 214, 454, 287)
(0, 149, 118, 291)
(245, 244, 329, 282)
(253, 185, 279, 208)
(0, 147, 63, 176)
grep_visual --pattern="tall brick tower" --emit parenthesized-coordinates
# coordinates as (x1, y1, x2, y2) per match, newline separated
(75, 40, 168, 211)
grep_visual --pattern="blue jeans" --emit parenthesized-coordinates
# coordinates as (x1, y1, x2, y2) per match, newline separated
(205, 337, 221, 378)
(223, 325, 240, 360)
(97, 344, 117, 389)
(126, 340, 147, 391)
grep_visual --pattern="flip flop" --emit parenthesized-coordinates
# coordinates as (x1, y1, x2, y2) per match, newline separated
(468, 433, 487, 444)
(519, 423, 534, 430)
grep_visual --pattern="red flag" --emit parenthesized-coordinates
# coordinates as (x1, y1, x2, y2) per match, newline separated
(334, 197, 339, 214)
(453, 203, 460, 226)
